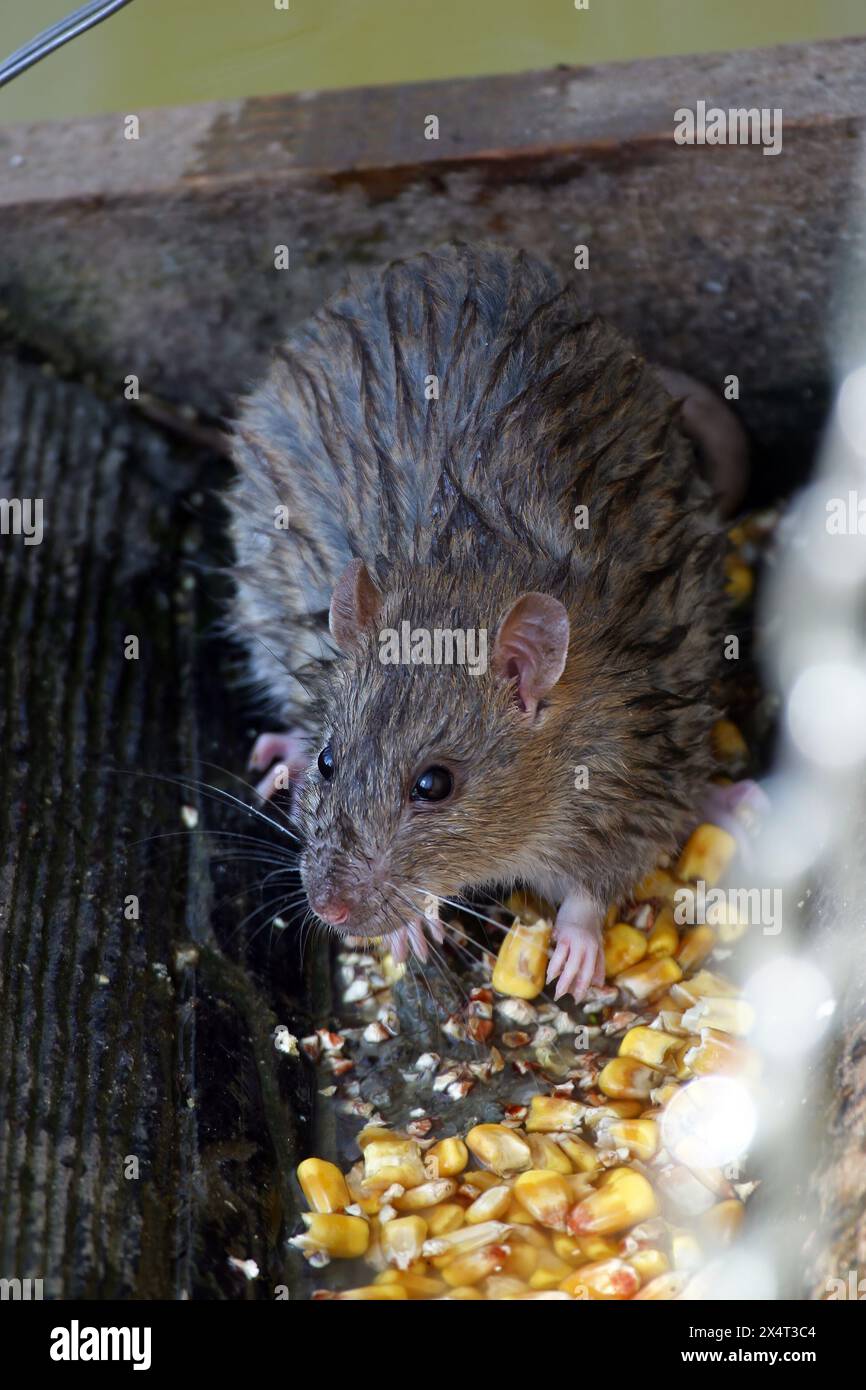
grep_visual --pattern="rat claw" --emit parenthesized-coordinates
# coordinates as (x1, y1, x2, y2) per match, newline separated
(408, 918, 429, 962)
(389, 925, 409, 964)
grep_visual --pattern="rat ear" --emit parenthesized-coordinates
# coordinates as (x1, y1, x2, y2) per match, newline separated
(492, 592, 570, 718)
(329, 558, 382, 652)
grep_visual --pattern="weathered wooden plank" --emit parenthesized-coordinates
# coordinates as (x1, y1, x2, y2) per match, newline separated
(1, 40, 865, 503)
(0, 358, 320, 1298)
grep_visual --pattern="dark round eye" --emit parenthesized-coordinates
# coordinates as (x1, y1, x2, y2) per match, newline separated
(411, 766, 453, 802)
(317, 745, 334, 780)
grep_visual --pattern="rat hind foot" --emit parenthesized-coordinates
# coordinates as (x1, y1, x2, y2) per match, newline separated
(248, 729, 311, 802)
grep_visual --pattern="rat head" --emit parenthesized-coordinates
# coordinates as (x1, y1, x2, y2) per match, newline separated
(297, 557, 574, 944)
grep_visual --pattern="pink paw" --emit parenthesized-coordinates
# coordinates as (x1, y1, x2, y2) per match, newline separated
(248, 729, 311, 802)
(388, 912, 445, 965)
(546, 921, 605, 1002)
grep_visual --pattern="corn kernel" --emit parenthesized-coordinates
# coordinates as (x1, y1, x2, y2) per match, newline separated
(460, 1169, 505, 1195)
(553, 1232, 620, 1264)
(568, 1167, 658, 1236)
(628, 1248, 669, 1282)
(559, 1258, 641, 1300)
(619, 1024, 682, 1069)
(671, 1227, 703, 1270)
(296, 1157, 351, 1214)
(598, 1117, 659, 1161)
(441, 1243, 509, 1287)
(465, 1184, 512, 1224)
(681, 996, 755, 1036)
(671, 969, 740, 1005)
(427, 1137, 469, 1178)
(556, 1135, 601, 1175)
(677, 925, 716, 971)
(363, 1137, 427, 1191)
(492, 917, 552, 999)
(634, 868, 683, 904)
(603, 923, 647, 976)
(527, 1134, 574, 1174)
(393, 1179, 458, 1211)
(711, 718, 749, 770)
(677, 824, 737, 886)
(525, 1094, 585, 1133)
(374, 1269, 446, 1298)
(300, 1212, 370, 1259)
(465, 1124, 532, 1175)
(724, 554, 753, 602)
(355, 1125, 395, 1150)
(334, 1284, 408, 1300)
(423, 1220, 510, 1261)
(599, 1056, 662, 1100)
(381, 1215, 428, 1269)
(501, 1243, 538, 1281)
(684, 1028, 760, 1079)
(439, 1285, 484, 1300)
(701, 1199, 745, 1245)
(633, 1271, 688, 1300)
(420, 1202, 465, 1237)
(512, 1170, 573, 1230)
(504, 1198, 538, 1226)
(483, 1275, 532, 1299)
(527, 1249, 575, 1289)
(615, 955, 683, 1001)
(646, 907, 679, 957)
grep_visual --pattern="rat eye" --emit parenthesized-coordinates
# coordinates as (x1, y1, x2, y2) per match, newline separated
(411, 766, 453, 803)
(317, 745, 334, 780)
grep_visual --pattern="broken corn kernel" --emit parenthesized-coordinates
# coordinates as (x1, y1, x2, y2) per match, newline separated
(647, 907, 679, 957)
(681, 996, 755, 1036)
(684, 1028, 760, 1080)
(599, 1117, 659, 1161)
(526, 1094, 585, 1133)
(527, 1134, 573, 1174)
(512, 1170, 573, 1230)
(599, 1056, 662, 1100)
(677, 925, 716, 971)
(568, 1168, 658, 1236)
(297, 1157, 351, 1213)
(619, 1024, 682, 1069)
(363, 1137, 427, 1191)
(556, 1134, 601, 1175)
(420, 1202, 465, 1237)
(492, 917, 552, 999)
(381, 1215, 428, 1269)
(677, 824, 737, 887)
(300, 1212, 370, 1259)
(465, 1124, 532, 1175)
(559, 1257, 641, 1300)
(603, 923, 647, 975)
(615, 955, 683, 1001)
(465, 1185, 512, 1224)
(428, 1137, 469, 1178)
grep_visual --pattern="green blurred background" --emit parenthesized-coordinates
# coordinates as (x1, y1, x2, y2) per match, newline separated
(0, 0, 864, 127)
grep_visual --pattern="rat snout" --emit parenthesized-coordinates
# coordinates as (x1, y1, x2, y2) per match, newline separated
(310, 893, 352, 926)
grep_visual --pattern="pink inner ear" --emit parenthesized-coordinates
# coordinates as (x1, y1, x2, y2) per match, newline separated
(493, 592, 570, 717)
(329, 558, 381, 652)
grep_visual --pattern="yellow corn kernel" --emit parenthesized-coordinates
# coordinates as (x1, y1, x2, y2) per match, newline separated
(677, 824, 737, 887)
(460, 1169, 505, 1195)
(525, 1094, 586, 1133)
(465, 1124, 532, 1176)
(706, 896, 750, 943)
(381, 1215, 428, 1269)
(528, 1249, 575, 1290)
(681, 996, 755, 1037)
(701, 1199, 745, 1246)
(684, 1028, 760, 1080)
(300, 1212, 370, 1259)
(439, 1285, 485, 1300)
(671, 1227, 703, 1270)
(585, 1099, 645, 1122)
(556, 1135, 601, 1176)
(633, 1272, 688, 1300)
(568, 1167, 658, 1237)
(507, 889, 554, 921)
(296, 1157, 351, 1214)
(501, 1243, 538, 1281)
(553, 1232, 620, 1265)
(600, 1118, 659, 1161)
(420, 1202, 465, 1237)
(423, 1220, 510, 1263)
(508, 1223, 550, 1251)
(646, 907, 679, 958)
(512, 1170, 573, 1230)
(334, 1284, 408, 1300)
(505, 1198, 538, 1227)
(355, 1125, 395, 1150)
(441, 1243, 509, 1287)
(671, 969, 740, 1005)
(629, 1248, 669, 1282)
(603, 923, 647, 976)
(711, 718, 749, 770)
(634, 868, 683, 904)
(527, 1134, 573, 1174)
(677, 925, 716, 971)
(465, 1184, 512, 1224)
(559, 1258, 641, 1300)
(427, 1137, 469, 1178)
(724, 554, 754, 603)
(374, 1269, 446, 1299)
(362, 1137, 427, 1191)
(483, 1275, 531, 1299)
(599, 1056, 662, 1100)
(615, 955, 683, 1001)
(650, 1080, 682, 1107)
(393, 1178, 458, 1211)
(492, 917, 552, 999)
(619, 1024, 682, 1069)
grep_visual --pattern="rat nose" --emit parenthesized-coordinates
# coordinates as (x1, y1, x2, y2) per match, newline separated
(313, 895, 351, 926)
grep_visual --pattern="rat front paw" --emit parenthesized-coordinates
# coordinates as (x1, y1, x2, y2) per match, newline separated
(388, 912, 445, 965)
(248, 728, 311, 802)
(547, 896, 605, 1002)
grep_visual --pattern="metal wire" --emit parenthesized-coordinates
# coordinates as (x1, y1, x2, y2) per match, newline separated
(0, 0, 136, 90)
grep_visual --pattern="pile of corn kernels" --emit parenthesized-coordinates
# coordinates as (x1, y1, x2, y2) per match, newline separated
(290, 743, 762, 1300)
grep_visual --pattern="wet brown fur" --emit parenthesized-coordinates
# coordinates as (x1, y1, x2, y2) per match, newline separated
(226, 244, 726, 930)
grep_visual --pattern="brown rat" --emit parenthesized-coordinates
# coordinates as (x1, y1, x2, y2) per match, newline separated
(226, 243, 751, 999)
